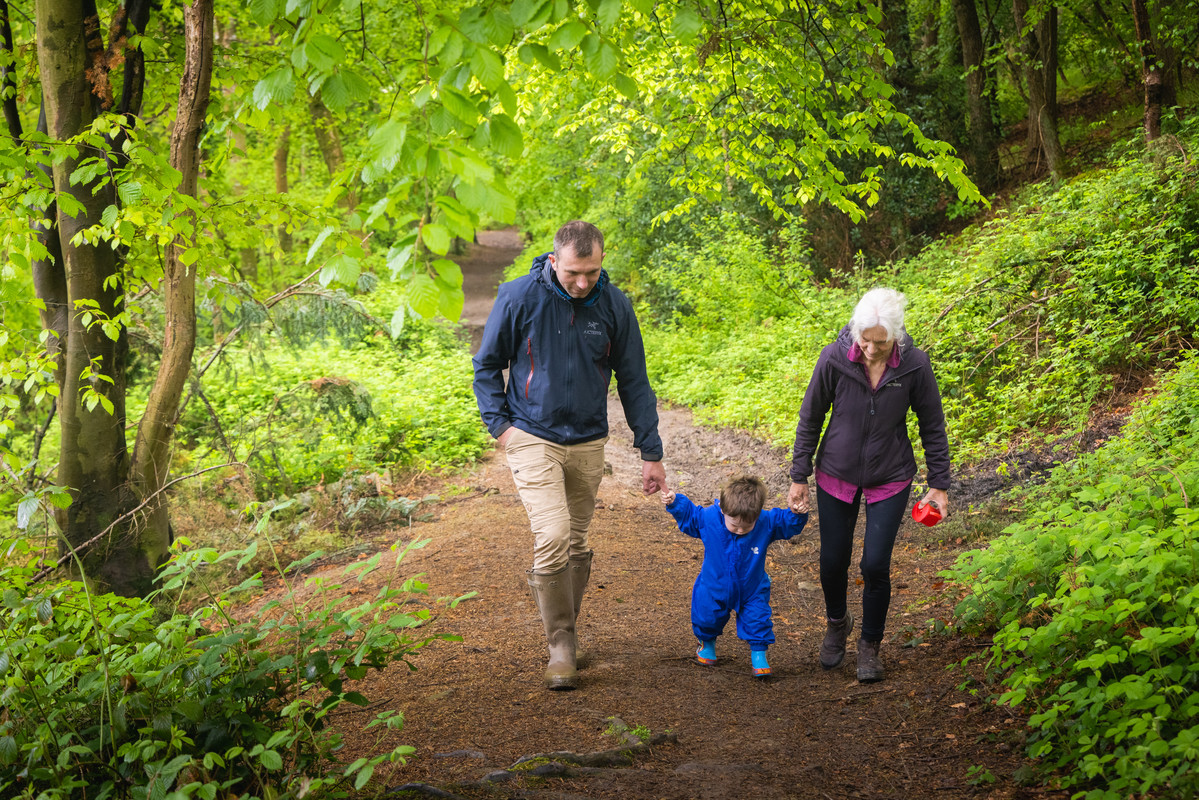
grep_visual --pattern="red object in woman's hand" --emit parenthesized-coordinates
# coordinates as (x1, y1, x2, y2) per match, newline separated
(912, 501, 942, 526)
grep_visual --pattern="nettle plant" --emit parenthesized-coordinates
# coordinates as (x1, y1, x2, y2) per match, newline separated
(0, 535, 466, 799)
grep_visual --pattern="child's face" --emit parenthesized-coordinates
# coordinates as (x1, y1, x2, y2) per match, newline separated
(723, 513, 756, 535)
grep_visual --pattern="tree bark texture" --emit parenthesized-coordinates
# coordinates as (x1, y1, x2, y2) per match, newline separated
(1130, 0, 1162, 141)
(36, 0, 138, 591)
(1012, 0, 1063, 178)
(0, 0, 21, 137)
(130, 0, 213, 583)
(951, 0, 1000, 192)
(310, 94, 357, 211)
(275, 125, 292, 252)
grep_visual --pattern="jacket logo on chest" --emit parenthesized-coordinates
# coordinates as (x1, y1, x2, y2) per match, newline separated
(584, 321, 603, 335)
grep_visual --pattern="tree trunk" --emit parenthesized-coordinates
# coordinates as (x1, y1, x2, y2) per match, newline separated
(879, 0, 914, 87)
(130, 0, 213, 582)
(951, 0, 1000, 192)
(1013, 0, 1063, 179)
(0, 0, 21, 137)
(37, 0, 137, 591)
(1130, 0, 1162, 141)
(310, 94, 358, 212)
(274, 125, 292, 252)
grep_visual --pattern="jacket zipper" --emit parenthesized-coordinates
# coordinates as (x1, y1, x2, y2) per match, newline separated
(525, 337, 534, 399)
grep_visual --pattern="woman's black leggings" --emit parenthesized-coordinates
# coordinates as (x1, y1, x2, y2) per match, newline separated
(816, 484, 911, 641)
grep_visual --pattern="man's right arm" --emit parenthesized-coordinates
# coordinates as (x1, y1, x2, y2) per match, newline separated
(471, 288, 517, 439)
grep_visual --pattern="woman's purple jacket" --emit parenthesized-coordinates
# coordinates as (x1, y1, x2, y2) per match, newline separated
(790, 326, 951, 491)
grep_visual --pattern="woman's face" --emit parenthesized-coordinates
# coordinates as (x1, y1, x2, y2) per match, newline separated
(857, 325, 894, 364)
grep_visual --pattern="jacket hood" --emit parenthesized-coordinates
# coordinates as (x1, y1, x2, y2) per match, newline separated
(531, 252, 609, 307)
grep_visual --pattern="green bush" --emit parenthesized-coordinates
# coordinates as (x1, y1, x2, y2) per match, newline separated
(182, 317, 489, 494)
(0, 535, 463, 799)
(946, 352, 1199, 798)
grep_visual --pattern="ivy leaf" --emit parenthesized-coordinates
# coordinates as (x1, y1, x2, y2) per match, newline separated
(671, 6, 703, 42)
(421, 223, 451, 255)
(319, 253, 361, 287)
(596, 0, 622, 32)
(408, 274, 439, 318)
(252, 68, 296, 111)
(548, 20, 588, 51)
(488, 113, 524, 158)
(470, 47, 506, 91)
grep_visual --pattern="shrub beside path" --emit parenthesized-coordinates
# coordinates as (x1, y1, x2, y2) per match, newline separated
(337, 233, 1059, 799)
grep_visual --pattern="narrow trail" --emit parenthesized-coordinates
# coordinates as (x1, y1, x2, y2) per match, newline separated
(334, 234, 1052, 799)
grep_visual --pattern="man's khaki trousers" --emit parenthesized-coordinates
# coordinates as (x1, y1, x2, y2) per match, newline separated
(504, 428, 607, 573)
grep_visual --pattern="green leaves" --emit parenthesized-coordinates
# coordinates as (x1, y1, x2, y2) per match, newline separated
(252, 67, 296, 110)
(470, 47, 506, 91)
(670, 6, 703, 42)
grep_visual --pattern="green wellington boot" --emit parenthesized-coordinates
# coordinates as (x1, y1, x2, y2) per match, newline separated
(568, 551, 593, 669)
(527, 567, 578, 690)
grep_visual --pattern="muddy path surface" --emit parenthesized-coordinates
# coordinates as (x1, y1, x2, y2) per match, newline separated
(333, 233, 1058, 799)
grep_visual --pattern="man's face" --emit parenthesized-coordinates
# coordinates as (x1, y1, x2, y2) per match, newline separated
(548, 245, 603, 299)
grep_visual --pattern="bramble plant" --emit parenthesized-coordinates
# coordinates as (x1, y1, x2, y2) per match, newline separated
(0, 533, 468, 799)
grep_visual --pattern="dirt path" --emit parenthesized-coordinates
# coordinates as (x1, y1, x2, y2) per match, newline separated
(335, 236, 1053, 799)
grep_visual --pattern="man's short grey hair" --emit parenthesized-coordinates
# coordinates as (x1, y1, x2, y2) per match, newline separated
(553, 220, 605, 259)
(850, 287, 907, 343)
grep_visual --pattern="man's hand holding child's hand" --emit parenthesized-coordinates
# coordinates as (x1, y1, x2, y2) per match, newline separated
(660, 487, 675, 506)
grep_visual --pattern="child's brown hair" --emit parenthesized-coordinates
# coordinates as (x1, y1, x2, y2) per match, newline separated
(720, 475, 766, 520)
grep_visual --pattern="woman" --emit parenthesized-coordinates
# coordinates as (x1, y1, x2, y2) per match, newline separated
(788, 288, 950, 682)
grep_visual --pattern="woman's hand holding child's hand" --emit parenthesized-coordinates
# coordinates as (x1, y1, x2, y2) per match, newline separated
(660, 487, 675, 506)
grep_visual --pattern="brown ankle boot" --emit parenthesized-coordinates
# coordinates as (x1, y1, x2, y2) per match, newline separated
(819, 613, 853, 669)
(527, 568, 578, 690)
(856, 637, 884, 683)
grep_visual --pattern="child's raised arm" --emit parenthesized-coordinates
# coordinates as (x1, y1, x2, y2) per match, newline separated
(662, 490, 704, 538)
(765, 506, 809, 541)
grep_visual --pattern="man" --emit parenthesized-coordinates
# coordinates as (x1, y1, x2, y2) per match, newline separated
(473, 221, 666, 690)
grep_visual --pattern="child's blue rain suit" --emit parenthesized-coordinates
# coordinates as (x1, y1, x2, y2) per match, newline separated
(666, 494, 807, 648)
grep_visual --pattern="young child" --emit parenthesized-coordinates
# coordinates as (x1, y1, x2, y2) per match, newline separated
(661, 475, 808, 677)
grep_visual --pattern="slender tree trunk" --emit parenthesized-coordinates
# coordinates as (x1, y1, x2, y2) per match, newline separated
(1130, 0, 1162, 141)
(951, 0, 1000, 191)
(37, 0, 137, 591)
(310, 94, 357, 211)
(274, 125, 292, 253)
(0, 0, 21, 137)
(1013, 0, 1063, 179)
(130, 0, 213, 578)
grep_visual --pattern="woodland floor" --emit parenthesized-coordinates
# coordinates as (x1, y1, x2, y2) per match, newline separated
(315, 231, 1077, 799)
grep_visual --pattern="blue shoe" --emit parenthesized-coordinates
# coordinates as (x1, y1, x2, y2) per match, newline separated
(696, 640, 717, 665)
(751, 649, 771, 677)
